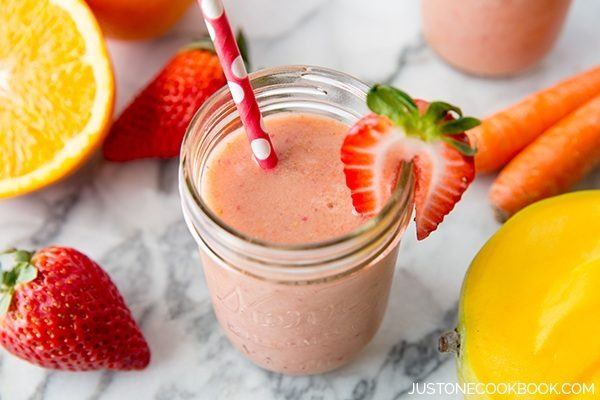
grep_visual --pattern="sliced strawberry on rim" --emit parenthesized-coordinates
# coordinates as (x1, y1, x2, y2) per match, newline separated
(341, 85, 480, 240)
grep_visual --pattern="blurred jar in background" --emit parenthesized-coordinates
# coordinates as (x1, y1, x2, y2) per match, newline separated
(223, 0, 326, 39)
(421, 0, 572, 77)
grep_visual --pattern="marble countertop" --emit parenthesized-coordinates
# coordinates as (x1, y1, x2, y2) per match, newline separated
(1, 1, 599, 399)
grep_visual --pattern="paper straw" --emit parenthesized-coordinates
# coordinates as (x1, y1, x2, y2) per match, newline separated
(198, 0, 278, 169)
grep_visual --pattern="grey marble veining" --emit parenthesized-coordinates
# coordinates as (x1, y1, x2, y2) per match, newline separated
(0, 1, 599, 399)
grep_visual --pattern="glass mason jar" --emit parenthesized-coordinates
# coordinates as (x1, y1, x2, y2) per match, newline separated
(179, 66, 414, 375)
(422, 0, 572, 77)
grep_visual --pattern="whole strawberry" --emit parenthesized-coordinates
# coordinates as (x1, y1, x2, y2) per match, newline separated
(0, 247, 150, 371)
(341, 85, 480, 240)
(103, 39, 227, 161)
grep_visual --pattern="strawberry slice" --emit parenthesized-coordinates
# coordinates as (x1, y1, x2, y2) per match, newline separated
(341, 85, 480, 240)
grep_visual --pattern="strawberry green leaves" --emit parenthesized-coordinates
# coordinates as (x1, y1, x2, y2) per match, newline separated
(0, 249, 37, 315)
(439, 116, 481, 156)
(442, 137, 477, 156)
(366, 84, 480, 156)
(425, 101, 463, 121)
(440, 117, 481, 134)
(367, 85, 417, 125)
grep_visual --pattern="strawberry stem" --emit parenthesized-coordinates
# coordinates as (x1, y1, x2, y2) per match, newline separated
(0, 249, 37, 315)
(236, 31, 251, 71)
(182, 30, 252, 71)
(180, 37, 216, 53)
(366, 84, 481, 156)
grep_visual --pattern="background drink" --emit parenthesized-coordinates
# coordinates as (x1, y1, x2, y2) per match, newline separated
(422, 0, 572, 77)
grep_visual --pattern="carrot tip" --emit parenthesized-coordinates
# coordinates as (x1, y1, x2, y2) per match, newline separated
(493, 206, 510, 223)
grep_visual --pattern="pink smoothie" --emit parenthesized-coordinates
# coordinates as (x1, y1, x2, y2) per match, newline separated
(202, 113, 368, 244)
(422, 0, 572, 76)
(197, 113, 407, 374)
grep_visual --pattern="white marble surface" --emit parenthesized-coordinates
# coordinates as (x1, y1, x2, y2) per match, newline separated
(1, 1, 599, 399)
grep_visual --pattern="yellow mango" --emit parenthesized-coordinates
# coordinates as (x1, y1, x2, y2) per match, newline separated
(441, 191, 600, 399)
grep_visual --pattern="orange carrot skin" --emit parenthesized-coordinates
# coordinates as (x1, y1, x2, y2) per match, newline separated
(468, 66, 600, 173)
(490, 94, 600, 221)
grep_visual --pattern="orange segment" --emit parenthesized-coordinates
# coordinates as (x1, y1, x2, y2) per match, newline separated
(0, 0, 114, 198)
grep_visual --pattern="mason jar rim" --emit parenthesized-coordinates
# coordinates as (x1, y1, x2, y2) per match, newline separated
(179, 65, 414, 280)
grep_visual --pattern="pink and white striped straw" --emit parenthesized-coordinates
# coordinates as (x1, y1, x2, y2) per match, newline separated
(198, 0, 278, 169)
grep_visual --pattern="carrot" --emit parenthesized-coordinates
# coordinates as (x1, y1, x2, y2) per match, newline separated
(468, 66, 600, 173)
(490, 94, 600, 221)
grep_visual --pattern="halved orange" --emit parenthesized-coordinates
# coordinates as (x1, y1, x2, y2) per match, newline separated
(0, 0, 114, 198)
